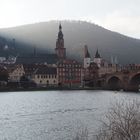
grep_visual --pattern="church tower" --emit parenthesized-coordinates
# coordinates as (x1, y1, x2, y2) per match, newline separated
(55, 23, 66, 59)
(84, 45, 91, 68)
(93, 49, 102, 68)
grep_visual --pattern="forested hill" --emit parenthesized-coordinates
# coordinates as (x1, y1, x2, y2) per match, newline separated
(0, 20, 140, 64)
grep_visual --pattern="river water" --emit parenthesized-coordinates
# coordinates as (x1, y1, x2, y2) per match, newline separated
(0, 90, 139, 140)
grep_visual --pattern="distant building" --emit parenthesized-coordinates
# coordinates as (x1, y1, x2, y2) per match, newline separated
(31, 66, 58, 87)
(55, 23, 66, 59)
(57, 59, 82, 87)
(23, 64, 39, 79)
(83, 46, 119, 87)
(7, 64, 25, 82)
(83, 45, 99, 86)
(83, 45, 91, 68)
(22, 64, 58, 87)
(93, 49, 118, 77)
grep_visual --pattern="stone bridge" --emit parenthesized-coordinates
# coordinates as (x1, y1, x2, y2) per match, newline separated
(104, 70, 140, 91)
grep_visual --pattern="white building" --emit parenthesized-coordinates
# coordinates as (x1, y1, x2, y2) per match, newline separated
(84, 45, 91, 69)
(7, 64, 25, 82)
(31, 66, 58, 87)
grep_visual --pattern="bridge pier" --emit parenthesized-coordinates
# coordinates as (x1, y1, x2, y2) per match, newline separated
(124, 85, 139, 92)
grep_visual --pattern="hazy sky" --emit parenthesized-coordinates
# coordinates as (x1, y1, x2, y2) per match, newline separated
(0, 0, 140, 38)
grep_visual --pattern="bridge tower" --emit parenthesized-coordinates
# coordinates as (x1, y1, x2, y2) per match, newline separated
(84, 45, 91, 68)
(94, 49, 102, 68)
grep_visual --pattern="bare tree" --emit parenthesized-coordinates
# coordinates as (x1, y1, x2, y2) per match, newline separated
(73, 100, 140, 140)
(96, 100, 140, 140)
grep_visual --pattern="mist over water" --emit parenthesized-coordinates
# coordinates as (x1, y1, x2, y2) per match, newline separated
(0, 90, 139, 140)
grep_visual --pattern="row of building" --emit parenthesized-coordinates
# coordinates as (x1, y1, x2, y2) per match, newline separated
(3, 59, 82, 87)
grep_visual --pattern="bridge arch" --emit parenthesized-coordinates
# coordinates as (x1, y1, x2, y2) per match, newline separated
(129, 73, 140, 91)
(107, 76, 122, 90)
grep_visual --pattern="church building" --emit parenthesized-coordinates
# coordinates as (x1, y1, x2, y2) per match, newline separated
(56, 24, 82, 87)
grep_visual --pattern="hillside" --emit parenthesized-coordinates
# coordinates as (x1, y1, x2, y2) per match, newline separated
(0, 20, 140, 64)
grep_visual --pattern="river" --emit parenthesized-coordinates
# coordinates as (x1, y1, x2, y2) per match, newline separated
(0, 90, 139, 140)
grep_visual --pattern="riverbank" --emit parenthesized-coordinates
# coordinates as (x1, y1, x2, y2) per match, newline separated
(0, 86, 103, 92)
(0, 86, 139, 92)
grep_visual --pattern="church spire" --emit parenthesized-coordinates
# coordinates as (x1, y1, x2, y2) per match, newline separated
(84, 45, 90, 58)
(58, 23, 63, 40)
(95, 49, 101, 58)
(59, 23, 62, 30)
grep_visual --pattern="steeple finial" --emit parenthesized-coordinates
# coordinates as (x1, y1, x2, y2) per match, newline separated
(58, 23, 63, 40)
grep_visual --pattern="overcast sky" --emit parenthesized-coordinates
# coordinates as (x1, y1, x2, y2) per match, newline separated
(0, 0, 140, 38)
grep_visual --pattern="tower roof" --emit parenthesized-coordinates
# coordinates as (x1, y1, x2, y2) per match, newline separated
(59, 23, 62, 30)
(58, 23, 63, 40)
(84, 45, 90, 58)
(95, 49, 101, 58)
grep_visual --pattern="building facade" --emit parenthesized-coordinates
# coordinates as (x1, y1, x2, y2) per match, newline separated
(22, 64, 58, 87)
(57, 59, 82, 87)
(7, 64, 25, 82)
(31, 66, 58, 87)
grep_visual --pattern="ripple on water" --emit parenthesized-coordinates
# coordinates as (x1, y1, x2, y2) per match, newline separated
(0, 90, 139, 140)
